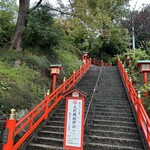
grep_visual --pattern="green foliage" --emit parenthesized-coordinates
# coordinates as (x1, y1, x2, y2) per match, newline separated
(119, 48, 149, 83)
(0, 0, 17, 46)
(118, 48, 150, 115)
(53, 49, 82, 78)
(101, 27, 130, 56)
(0, 46, 82, 113)
(142, 98, 150, 116)
(0, 49, 22, 65)
(24, 55, 50, 71)
(0, 54, 50, 113)
(23, 5, 60, 49)
(57, 0, 130, 57)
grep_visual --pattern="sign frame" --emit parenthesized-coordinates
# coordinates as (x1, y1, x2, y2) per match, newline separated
(63, 97, 84, 150)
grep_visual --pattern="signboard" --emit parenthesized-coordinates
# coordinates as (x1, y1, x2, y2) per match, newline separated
(141, 64, 150, 72)
(64, 97, 84, 150)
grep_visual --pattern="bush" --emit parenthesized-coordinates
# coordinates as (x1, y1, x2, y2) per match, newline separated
(118, 48, 150, 116)
(0, 61, 50, 113)
(23, 5, 60, 49)
(24, 55, 50, 71)
(54, 49, 82, 79)
(0, 49, 22, 65)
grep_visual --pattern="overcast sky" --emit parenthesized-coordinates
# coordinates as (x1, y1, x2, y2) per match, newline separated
(16, 0, 150, 10)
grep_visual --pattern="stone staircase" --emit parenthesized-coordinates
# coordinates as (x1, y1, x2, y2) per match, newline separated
(85, 66, 145, 150)
(27, 65, 100, 149)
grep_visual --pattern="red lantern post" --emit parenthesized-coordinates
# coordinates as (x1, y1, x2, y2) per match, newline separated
(137, 60, 150, 98)
(50, 64, 62, 93)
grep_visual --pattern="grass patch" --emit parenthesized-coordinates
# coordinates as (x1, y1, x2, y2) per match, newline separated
(0, 60, 50, 113)
(54, 50, 83, 78)
(0, 48, 82, 113)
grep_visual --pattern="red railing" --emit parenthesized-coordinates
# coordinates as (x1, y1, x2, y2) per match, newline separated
(91, 58, 112, 66)
(118, 57, 150, 149)
(2, 59, 91, 150)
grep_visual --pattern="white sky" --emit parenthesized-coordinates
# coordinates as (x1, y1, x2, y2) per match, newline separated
(129, 0, 150, 10)
(16, 0, 150, 10)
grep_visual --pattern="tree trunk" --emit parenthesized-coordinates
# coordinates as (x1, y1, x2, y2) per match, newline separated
(11, 0, 30, 51)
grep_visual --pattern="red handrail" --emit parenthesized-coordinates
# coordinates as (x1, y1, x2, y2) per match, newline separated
(2, 59, 91, 150)
(118, 57, 150, 148)
(91, 58, 112, 66)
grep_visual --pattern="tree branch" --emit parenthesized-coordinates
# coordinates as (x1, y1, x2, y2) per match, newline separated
(32, 0, 43, 10)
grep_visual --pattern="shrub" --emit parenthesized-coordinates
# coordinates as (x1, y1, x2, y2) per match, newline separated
(24, 55, 50, 71)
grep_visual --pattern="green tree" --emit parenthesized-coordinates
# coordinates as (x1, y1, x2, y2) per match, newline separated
(63, 0, 130, 56)
(0, 0, 17, 46)
(23, 5, 60, 52)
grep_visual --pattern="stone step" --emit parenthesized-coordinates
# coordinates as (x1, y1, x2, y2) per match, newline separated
(46, 120, 64, 126)
(27, 143, 63, 150)
(32, 136, 63, 147)
(93, 101, 129, 105)
(90, 119, 136, 127)
(89, 124, 138, 133)
(51, 111, 65, 115)
(85, 142, 144, 150)
(93, 104, 130, 109)
(37, 130, 63, 139)
(97, 93, 126, 96)
(89, 129, 140, 140)
(89, 111, 133, 118)
(49, 116, 65, 121)
(43, 125, 64, 132)
(94, 98, 129, 102)
(93, 107, 132, 113)
(88, 135, 143, 149)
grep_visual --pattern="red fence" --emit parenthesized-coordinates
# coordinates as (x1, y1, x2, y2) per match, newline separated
(118, 57, 150, 148)
(91, 58, 112, 66)
(2, 59, 91, 150)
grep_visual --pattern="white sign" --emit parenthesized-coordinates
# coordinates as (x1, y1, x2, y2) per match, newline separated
(142, 64, 149, 71)
(65, 99, 82, 147)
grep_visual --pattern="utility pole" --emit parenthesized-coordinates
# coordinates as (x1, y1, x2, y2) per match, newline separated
(131, 0, 137, 50)
(132, 14, 135, 50)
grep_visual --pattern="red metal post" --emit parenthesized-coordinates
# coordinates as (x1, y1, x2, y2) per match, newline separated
(62, 77, 66, 93)
(101, 60, 103, 66)
(89, 58, 91, 65)
(143, 72, 149, 98)
(2, 109, 16, 150)
(147, 127, 150, 149)
(137, 91, 142, 127)
(120, 61, 123, 74)
(129, 77, 133, 101)
(122, 64, 124, 79)
(94, 58, 96, 64)
(73, 70, 76, 84)
(52, 74, 57, 93)
(125, 69, 128, 88)
(80, 66, 82, 77)
(45, 90, 50, 120)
